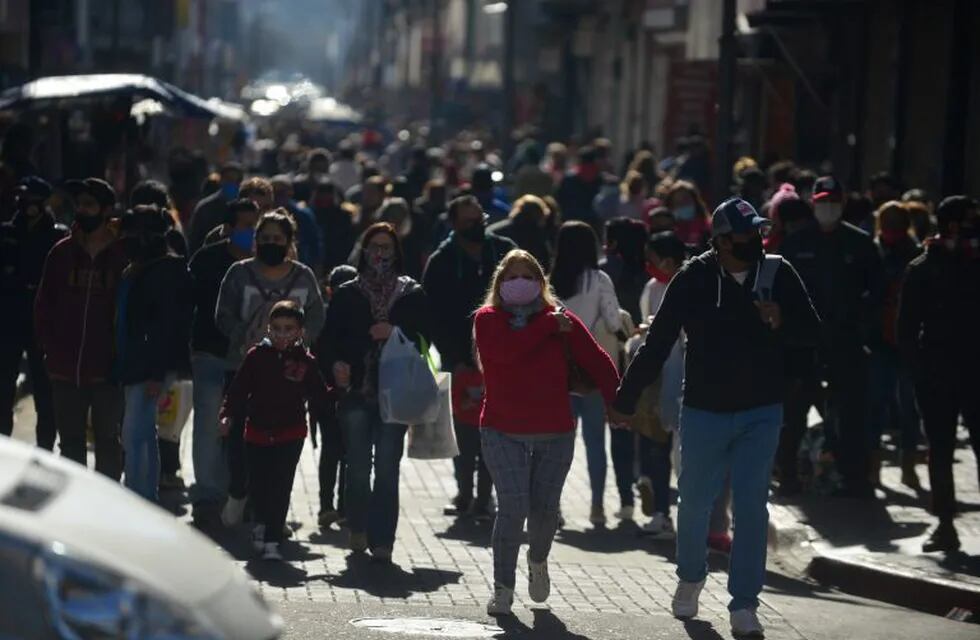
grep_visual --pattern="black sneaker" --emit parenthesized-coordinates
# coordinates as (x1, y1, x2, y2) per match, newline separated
(922, 521, 961, 553)
(470, 501, 496, 523)
(443, 495, 471, 516)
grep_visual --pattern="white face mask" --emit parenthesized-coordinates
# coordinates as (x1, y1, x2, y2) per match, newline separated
(814, 202, 842, 228)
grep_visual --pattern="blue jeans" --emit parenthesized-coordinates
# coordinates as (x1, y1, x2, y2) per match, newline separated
(190, 354, 230, 507)
(572, 392, 607, 507)
(340, 397, 407, 549)
(122, 377, 175, 502)
(676, 404, 782, 612)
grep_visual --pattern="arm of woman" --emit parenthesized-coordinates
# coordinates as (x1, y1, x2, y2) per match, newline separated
(596, 270, 624, 334)
(474, 307, 560, 366)
(214, 262, 245, 338)
(394, 285, 433, 347)
(301, 267, 327, 341)
(565, 310, 620, 406)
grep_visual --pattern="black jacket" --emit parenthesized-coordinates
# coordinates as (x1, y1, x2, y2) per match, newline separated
(781, 220, 883, 351)
(615, 250, 820, 414)
(897, 242, 980, 378)
(422, 232, 516, 370)
(322, 275, 431, 394)
(0, 211, 68, 329)
(487, 217, 551, 271)
(188, 239, 238, 358)
(117, 255, 193, 384)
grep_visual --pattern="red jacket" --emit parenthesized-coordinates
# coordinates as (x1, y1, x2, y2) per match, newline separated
(221, 341, 335, 445)
(34, 234, 128, 385)
(474, 305, 619, 436)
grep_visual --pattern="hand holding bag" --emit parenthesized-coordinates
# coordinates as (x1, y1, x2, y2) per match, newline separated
(378, 327, 439, 425)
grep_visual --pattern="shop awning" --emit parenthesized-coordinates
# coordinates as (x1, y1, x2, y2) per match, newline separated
(0, 73, 234, 120)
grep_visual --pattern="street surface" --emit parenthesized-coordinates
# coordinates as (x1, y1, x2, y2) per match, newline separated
(10, 398, 979, 639)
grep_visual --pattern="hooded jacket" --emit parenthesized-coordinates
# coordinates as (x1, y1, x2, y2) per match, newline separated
(614, 250, 820, 415)
(421, 232, 516, 370)
(221, 340, 334, 445)
(35, 232, 129, 385)
(115, 254, 193, 384)
(897, 241, 980, 377)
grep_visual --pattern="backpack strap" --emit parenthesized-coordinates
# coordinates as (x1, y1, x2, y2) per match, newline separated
(753, 254, 782, 302)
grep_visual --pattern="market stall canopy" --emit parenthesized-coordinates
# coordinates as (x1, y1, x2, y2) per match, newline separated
(0, 74, 237, 120)
(306, 97, 363, 125)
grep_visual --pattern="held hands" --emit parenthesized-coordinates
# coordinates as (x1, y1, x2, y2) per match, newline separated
(552, 311, 572, 333)
(369, 322, 394, 341)
(754, 301, 782, 330)
(332, 361, 351, 388)
(607, 406, 634, 430)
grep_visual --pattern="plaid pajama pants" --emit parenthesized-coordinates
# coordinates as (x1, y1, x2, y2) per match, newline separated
(480, 427, 575, 589)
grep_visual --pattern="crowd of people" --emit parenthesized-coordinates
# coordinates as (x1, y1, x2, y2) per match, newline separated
(1, 123, 979, 638)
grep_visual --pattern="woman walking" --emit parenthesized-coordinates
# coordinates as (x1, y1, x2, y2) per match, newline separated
(323, 223, 430, 561)
(215, 209, 325, 525)
(474, 249, 619, 614)
(550, 221, 630, 524)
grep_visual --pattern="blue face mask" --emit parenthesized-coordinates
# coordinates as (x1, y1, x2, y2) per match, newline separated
(221, 183, 239, 200)
(230, 228, 254, 252)
(673, 204, 696, 221)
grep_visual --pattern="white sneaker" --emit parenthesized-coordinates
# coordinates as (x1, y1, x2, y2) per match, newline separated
(220, 497, 246, 527)
(671, 579, 706, 619)
(731, 609, 765, 637)
(527, 551, 550, 603)
(640, 512, 675, 539)
(614, 505, 635, 521)
(251, 524, 266, 552)
(486, 584, 514, 615)
(262, 542, 282, 561)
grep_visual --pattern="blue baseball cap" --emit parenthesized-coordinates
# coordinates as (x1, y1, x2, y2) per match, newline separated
(711, 197, 771, 237)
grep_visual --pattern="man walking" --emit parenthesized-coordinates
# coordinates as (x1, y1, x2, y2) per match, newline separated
(611, 198, 820, 637)
(0, 177, 68, 448)
(35, 178, 128, 477)
(781, 176, 884, 498)
(423, 195, 515, 518)
(898, 195, 980, 552)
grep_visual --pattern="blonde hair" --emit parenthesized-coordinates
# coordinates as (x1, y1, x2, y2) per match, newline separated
(508, 194, 550, 222)
(481, 249, 559, 309)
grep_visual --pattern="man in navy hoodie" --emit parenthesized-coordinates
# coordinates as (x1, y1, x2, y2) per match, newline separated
(612, 198, 819, 637)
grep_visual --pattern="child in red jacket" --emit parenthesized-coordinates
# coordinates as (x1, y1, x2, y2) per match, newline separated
(220, 300, 334, 560)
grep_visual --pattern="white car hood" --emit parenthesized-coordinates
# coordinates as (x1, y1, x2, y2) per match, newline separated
(0, 436, 237, 606)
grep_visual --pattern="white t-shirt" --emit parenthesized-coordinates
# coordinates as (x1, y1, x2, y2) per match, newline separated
(563, 269, 623, 337)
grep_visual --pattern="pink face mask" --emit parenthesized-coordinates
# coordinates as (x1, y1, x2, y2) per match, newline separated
(500, 277, 542, 306)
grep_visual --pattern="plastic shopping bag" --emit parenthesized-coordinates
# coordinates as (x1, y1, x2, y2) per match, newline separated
(408, 372, 459, 460)
(379, 327, 439, 425)
(157, 380, 193, 443)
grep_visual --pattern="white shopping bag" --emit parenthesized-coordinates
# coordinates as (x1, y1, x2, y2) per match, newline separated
(378, 327, 439, 425)
(157, 380, 193, 443)
(407, 372, 459, 460)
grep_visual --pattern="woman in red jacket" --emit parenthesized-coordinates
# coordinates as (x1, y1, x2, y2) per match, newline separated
(474, 249, 619, 615)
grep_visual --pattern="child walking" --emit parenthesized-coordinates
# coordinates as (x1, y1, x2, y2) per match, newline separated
(221, 301, 334, 560)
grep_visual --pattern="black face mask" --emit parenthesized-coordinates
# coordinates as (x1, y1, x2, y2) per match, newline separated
(458, 221, 485, 243)
(76, 214, 104, 234)
(730, 235, 764, 263)
(256, 243, 288, 266)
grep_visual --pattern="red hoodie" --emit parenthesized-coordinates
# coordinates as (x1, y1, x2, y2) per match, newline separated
(474, 305, 619, 436)
(221, 341, 335, 445)
(34, 234, 128, 385)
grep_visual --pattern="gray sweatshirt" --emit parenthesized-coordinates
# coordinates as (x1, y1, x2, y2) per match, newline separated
(214, 259, 325, 367)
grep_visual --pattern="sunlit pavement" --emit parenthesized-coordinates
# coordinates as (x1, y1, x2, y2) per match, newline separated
(11, 397, 979, 638)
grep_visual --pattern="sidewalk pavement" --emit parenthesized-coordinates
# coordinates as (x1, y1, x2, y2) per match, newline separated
(10, 397, 980, 638)
(768, 427, 980, 619)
